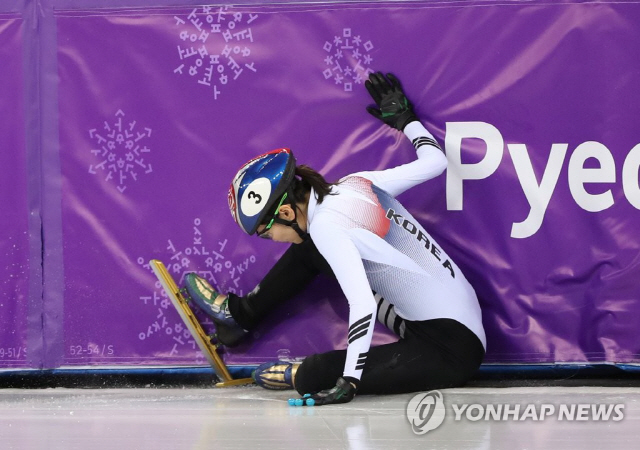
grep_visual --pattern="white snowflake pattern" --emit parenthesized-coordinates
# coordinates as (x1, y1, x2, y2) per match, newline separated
(173, 5, 259, 100)
(137, 218, 257, 361)
(88, 110, 152, 194)
(322, 28, 375, 92)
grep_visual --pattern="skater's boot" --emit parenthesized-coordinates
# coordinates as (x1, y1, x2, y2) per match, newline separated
(183, 273, 248, 347)
(252, 361, 300, 390)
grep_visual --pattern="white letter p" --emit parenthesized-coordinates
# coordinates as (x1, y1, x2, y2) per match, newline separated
(446, 122, 504, 210)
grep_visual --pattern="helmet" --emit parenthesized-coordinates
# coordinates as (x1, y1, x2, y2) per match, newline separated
(228, 148, 296, 235)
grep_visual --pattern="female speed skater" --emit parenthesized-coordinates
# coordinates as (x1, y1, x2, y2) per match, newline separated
(184, 72, 486, 406)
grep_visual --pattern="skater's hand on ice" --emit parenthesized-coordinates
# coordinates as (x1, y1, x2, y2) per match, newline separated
(289, 377, 357, 407)
(310, 377, 356, 406)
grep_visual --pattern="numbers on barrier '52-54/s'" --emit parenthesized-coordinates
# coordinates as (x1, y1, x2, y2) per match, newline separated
(68, 344, 115, 357)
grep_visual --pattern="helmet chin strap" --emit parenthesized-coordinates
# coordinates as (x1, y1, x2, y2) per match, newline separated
(272, 213, 309, 241)
(267, 185, 310, 241)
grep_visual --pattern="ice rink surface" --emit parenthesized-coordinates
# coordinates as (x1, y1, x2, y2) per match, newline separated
(1, 385, 638, 450)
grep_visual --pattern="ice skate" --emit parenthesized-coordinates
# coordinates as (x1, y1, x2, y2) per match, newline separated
(149, 260, 253, 387)
(253, 360, 300, 390)
(183, 273, 248, 347)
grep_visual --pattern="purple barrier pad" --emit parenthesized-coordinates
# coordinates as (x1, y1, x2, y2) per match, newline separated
(0, 16, 30, 368)
(55, 1, 640, 367)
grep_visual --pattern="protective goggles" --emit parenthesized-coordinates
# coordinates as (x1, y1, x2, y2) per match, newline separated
(256, 192, 289, 239)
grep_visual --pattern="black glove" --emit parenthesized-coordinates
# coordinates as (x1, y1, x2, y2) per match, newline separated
(291, 377, 358, 407)
(365, 72, 417, 131)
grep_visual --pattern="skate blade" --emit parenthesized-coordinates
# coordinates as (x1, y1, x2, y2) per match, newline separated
(150, 259, 254, 387)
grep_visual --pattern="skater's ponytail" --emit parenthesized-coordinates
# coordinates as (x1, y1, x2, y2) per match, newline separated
(291, 165, 337, 205)
(256, 162, 338, 230)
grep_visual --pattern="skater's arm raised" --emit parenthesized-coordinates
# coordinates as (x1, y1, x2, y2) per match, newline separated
(354, 72, 448, 197)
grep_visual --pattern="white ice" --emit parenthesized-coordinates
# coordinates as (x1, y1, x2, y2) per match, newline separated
(0, 385, 638, 450)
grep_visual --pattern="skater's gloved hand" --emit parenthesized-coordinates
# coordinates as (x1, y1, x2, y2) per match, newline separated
(365, 72, 417, 131)
(291, 377, 358, 407)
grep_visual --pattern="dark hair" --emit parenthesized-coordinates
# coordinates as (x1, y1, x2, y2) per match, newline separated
(261, 164, 336, 225)
(291, 165, 336, 205)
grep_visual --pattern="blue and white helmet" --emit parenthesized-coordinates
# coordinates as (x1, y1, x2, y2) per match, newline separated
(228, 148, 296, 235)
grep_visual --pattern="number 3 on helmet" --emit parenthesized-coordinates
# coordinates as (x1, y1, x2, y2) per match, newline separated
(228, 148, 297, 235)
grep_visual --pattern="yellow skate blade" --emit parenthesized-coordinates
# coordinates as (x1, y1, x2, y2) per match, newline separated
(150, 259, 253, 386)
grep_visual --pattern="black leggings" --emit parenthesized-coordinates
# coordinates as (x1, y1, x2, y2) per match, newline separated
(228, 239, 485, 396)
